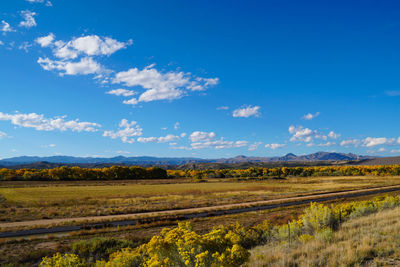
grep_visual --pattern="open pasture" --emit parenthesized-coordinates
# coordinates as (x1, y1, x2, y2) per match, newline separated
(1, 176, 400, 222)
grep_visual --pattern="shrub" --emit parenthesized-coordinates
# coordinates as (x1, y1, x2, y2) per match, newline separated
(315, 227, 333, 242)
(298, 234, 314, 243)
(300, 203, 339, 234)
(39, 253, 86, 267)
(349, 202, 378, 219)
(71, 237, 134, 262)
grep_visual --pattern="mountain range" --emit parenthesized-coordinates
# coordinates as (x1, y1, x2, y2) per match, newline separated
(0, 152, 374, 167)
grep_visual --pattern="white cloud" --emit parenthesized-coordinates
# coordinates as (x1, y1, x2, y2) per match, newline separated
(328, 131, 341, 139)
(19, 10, 37, 28)
(113, 65, 218, 103)
(0, 112, 100, 132)
(36, 34, 131, 77)
(0, 131, 7, 139)
(137, 134, 180, 143)
(302, 112, 320, 120)
(36, 33, 55, 47)
(232, 105, 261, 118)
(174, 122, 180, 130)
(103, 119, 142, 143)
(1, 21, 14, 33)
(188, 77, 219, 91)
(36, 34, 217, 104)
(265, 143, 286, 149)
(122, 98, 138, 105)
(180, 133, 187, 138)
(390, 149, 400, 153)
(170, 145, 192, 150)
(68, 35, 132, 58)
(155, 135, 179, 143)
(116, 150, 131, 154)
(136, 137, 157, 143)
(191, 139, 248, 150)
(0, 41, 3, 45)
(18, 42, 32, 52)
(340, 137, 398, 148)
(288, 125, 326, 143)
(363, 137, 397, 147)
(340, 139, 361, 147)
(37, 57, 102, 76)
(187, 130, 248, 150)
(217, 106, 229, 110)
(26, 0, 52, 5)
(106, 88, 135, 97)
(189, 131, 216, 142)
(378, 147, 386, 152)
(40, 35, 133, 60)
(248, 142, 262, 151)
(306, 142, 336, 147)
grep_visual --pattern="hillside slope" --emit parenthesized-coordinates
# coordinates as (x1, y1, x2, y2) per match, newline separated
(356, 156, 400, 165)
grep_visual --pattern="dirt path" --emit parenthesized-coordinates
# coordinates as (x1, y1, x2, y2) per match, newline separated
(1, 184, 400, 234)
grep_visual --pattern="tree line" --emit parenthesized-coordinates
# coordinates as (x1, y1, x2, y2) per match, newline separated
(0, 166, 167, 181)
(1, 165, 400, 181)
(168, 165, 400, 179)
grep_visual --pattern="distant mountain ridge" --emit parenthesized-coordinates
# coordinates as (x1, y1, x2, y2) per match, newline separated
(214, 152, 371, 163)
(0, 152, 374, 167)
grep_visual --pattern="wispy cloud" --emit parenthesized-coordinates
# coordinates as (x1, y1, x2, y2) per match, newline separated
(103, 119, 142, 143)
(189, 131, 216, 142)
(19, 10, 37, 28)
(248, 142, 262, 151)
(38, 57, 103, 76)
(26, 0, 52, 6)
(340, 137, 400, 147)
(302, 112, 320, 120)
(36, 34, 132, 77)
(113, 65, 218, 104)
(106, 88, 136, 97)
(363, 137, 398, 147)
(0, 112, 100, 132)
(265, 143, 286, 149)
(288, 125, 327, 143)
(137, 134, 180, 143)
(1, 20, 15, 34)
(232, 105, 260, 118)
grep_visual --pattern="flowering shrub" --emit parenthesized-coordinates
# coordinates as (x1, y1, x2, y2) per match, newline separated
(94, 222, 250, 267)
(40, 195, 400, 266)
(40, 253, 86, 267)
(300, 203, 338, 234)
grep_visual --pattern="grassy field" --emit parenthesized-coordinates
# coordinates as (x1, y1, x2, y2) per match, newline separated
(1, 188, 400, 265)
(248, 204, 400, 266)
(1, 176, 400, 222)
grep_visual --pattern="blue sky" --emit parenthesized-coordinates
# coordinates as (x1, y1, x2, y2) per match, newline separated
(0, 0, 400, 159)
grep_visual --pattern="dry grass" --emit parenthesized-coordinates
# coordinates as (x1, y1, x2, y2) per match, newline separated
(2, 191, 400, 266)
(1, 176, 400, 222)
(248, 205, 400, 267)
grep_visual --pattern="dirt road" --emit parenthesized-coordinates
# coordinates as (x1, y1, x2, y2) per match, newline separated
(1, 184, 400, 238)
